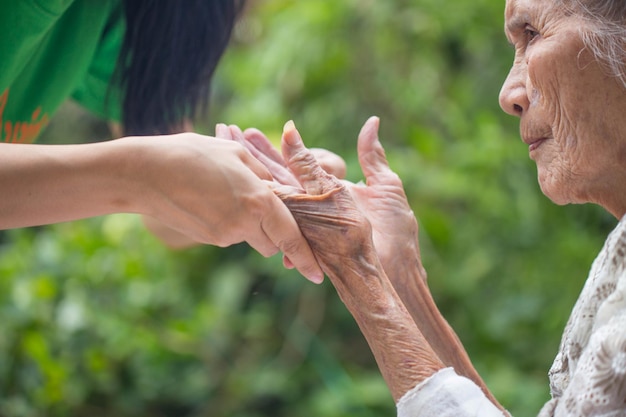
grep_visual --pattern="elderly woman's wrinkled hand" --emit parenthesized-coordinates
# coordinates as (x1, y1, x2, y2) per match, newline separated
(270, 121, 375, 270)
(344, 117, 426, 281)
(260, 120, 444, 402)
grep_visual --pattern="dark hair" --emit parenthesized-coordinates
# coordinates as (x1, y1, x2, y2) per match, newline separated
(116, 0, 245, 135)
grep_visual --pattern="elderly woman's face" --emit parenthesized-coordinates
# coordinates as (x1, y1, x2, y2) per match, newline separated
(499, 0, 626, 216)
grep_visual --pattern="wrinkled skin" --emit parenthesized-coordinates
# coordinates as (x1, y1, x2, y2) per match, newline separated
(272, 121, 444, 401)
(226, 118, 504, 410)
(233, 119, 420, 275)
(499, 0, 626, 218)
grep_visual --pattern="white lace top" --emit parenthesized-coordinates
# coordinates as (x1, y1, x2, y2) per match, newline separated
(397, 216, 626, 416)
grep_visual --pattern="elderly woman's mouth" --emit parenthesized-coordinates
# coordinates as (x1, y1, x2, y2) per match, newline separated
(526, 137, 548, 153)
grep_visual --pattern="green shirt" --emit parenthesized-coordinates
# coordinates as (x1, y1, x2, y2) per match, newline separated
(0, 0, 124, 143)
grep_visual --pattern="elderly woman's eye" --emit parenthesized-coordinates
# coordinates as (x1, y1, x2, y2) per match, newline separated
(524, 25, 539, 42)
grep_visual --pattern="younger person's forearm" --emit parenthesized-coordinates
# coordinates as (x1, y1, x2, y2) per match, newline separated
(0, 141, 142, 228)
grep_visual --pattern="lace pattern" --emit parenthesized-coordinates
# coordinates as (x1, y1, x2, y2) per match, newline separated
(546, 217, 626, 416)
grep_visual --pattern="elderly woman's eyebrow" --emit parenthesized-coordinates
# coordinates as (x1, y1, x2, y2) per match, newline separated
(504, 13, 532, 47)
(505, 14, 530, 35)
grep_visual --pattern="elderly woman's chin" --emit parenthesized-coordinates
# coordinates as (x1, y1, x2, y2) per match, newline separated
(536, 167, 584, 207)
(536, 166, 625, 218)
(538, 178, 569, 206)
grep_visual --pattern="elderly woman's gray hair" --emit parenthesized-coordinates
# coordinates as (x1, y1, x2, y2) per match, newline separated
(563, 0, 626, 86)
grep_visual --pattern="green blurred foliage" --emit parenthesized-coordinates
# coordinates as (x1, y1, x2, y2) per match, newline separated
(0, 1, 617, 416)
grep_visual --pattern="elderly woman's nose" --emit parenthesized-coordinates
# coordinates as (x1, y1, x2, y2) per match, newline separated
(499, 68, 529, 117)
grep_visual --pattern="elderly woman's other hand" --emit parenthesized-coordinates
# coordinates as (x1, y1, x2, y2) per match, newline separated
(345, 117, 427, 280)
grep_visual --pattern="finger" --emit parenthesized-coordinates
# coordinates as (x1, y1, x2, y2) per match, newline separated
(243, 153, 274, 182)
(243, 128, 301, 185)
(215, 124, 274, 181)
(264, 179, 304, 196)
(246, 233, 281, 258)
(245, 127, 347, 181)
(310, 148, 347, 179)
(262, 194, 324, 284)
(281, 121, 337, 196)
(228, 124, 253, 149)
(229, 125, 271, 168)
(244, 128, 286, 167)
(233, 126, 300, 187)
(215, 123, 233, 140)
(357, 116, 395, 185)
(283, 255, 295, 269)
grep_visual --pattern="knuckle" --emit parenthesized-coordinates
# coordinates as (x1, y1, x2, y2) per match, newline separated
(382, 171, 403, 187)
(277, 237, 304, 256)
(262, 246, 280, 258)
(288, 147, 316, 167)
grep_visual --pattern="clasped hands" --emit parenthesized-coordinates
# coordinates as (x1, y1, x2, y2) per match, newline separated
(217, 117, 446, 402)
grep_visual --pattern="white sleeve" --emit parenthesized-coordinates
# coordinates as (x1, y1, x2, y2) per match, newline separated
(397, 368, 509, 417)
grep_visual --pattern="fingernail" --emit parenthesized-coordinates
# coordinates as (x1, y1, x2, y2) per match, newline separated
(284, 120, 295, 131)
(216, 126, 230, 139)
(308, 272, 324, 284)
(283, 120, 299, 145)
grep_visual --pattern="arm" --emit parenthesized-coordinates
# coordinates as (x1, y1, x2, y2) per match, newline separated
(0, 141, 138, 227)
(0, 134, 323, 283)
(349, 117, 504, 408)
(273, 121, 444, 400)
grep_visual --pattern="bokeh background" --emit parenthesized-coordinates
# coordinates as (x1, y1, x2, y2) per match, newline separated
(0, 1, 616, 416)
